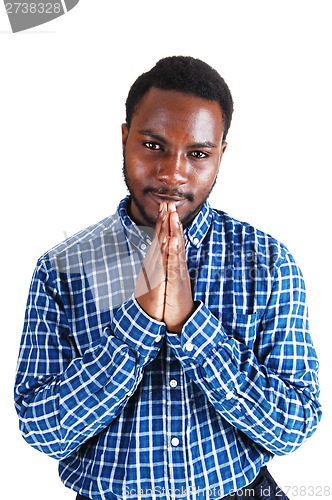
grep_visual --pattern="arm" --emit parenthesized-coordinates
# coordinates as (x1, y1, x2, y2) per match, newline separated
(14, 259, 165, 461)
(167, 249, 322, 455)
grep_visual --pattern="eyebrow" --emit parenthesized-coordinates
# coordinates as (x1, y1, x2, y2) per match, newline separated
(138, 129, 167, 144)
(188, 141, 217, 149)
(138, 129, 217, 149)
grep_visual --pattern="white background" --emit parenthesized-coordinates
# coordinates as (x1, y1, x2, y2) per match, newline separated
(1, 1, 331, 499)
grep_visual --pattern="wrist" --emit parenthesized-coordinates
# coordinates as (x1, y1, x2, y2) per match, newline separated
(167, 301, 197, 334)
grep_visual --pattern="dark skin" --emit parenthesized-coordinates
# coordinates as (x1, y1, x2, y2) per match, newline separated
(122, 88, 227, 333)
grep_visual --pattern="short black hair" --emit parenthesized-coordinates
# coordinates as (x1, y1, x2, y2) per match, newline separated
(125, 56, 234, 140)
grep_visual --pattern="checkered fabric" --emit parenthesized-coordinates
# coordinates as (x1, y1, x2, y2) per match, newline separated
(14, 196, 321, 500)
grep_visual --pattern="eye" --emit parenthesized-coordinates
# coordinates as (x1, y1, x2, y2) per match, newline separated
(190, 150, 209, 159)
(144, 141, 162, 151)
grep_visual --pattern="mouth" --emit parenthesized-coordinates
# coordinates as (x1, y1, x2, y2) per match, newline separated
(148, 191, 188, 206)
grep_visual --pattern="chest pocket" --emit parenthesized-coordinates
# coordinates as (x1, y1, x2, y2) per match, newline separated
(220, 311, 259, 352)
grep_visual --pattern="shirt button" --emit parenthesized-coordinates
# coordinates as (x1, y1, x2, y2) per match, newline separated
(140, 243, 147, 250)
(155, 334, 162, 343)
(184, 341, 194, 352)
(193, 237, 199, 245)
(225, 392, 234, 400)
(171, 437, 180, 447)
(169, 379, 178, 388)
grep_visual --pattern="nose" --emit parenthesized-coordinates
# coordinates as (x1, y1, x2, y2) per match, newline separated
(156, 152, 188, 186)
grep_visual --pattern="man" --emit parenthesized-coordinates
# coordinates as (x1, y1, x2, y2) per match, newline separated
(15, 56, 321, 500)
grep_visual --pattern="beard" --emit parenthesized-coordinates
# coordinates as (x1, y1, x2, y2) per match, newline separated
(122, 158, 159, 227)
(122, 157, 219, 228)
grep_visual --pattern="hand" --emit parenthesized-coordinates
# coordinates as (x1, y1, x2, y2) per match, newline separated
(163, 207, 195, 333)
(134, 202, 168, 322)
(135, 201, 195, 333)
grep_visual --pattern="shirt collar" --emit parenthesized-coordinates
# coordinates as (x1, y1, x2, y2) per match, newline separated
(117, 195, 213, 249)
(116, 196, 153, 251)
(184, 200, 213, 248)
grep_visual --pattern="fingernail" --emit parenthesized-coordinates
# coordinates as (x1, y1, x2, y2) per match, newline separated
(169, 202, 176, 212)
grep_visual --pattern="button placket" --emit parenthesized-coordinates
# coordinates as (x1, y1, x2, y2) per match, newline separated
(171, 437, 179, 447)
(164, 343, 188, 497)
(225, 392, 234, 400)
(184, 341, 194, 352)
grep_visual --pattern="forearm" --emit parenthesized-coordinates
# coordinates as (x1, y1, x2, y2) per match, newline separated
(167, 301, 322, 455)
(15, 295, 165, 460)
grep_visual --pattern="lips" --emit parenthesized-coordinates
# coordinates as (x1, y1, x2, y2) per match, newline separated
(148, 192, 187, 205)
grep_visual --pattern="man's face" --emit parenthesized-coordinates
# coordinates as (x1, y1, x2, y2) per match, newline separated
(122, 87, 227, 228)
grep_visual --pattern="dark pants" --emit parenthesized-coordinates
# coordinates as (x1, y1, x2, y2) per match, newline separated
(76, 466, 289, 499)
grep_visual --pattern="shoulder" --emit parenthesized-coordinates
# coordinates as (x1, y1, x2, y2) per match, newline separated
(211, 208, 294, 273)
(37, 211, 120, 275)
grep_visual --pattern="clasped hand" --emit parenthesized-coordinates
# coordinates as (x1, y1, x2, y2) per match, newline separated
(135, 202, 195, 334)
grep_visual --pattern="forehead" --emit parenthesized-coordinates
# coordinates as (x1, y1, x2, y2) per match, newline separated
(131, 87, 224, 143)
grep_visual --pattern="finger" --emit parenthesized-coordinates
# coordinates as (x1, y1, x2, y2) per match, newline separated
(152, 202, 169, 264)
(157, 204, 170, 253)
(145, 211, 169, 283)
(153, 202, 166, 241)
(145, 202, 166, 261)
(166, 236, 179, 283)
(168, 201, 176, 213)
(169, 211, 185, 251)
(170, 211, 190, 284)
(140, 202, 171, 286)
(154, 233, 168, 274)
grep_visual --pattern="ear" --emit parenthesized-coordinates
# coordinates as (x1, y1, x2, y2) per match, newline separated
(121, 123, 129, 155)
(219, 141, 228, 164)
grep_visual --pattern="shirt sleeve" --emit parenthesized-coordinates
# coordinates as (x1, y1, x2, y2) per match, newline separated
(14, 259, 166, 461)
(166, 249, 322, 456)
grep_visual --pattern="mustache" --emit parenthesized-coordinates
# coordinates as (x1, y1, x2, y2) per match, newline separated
(143, 186, 194, 202)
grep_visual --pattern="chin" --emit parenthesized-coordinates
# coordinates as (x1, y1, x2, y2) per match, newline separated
(180, 202, 204, 228)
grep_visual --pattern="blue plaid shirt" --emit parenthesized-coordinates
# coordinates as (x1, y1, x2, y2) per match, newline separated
(15, 197, 321, 500)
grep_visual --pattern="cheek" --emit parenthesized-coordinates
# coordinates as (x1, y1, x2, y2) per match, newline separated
(125, 155, 146, 182)
(126, 148, 154, 177)
(191, 166, 218, 192)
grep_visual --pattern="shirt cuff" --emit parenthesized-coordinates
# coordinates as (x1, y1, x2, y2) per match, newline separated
(111, 294, 166, 365)
(166, 301, 227, 365)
